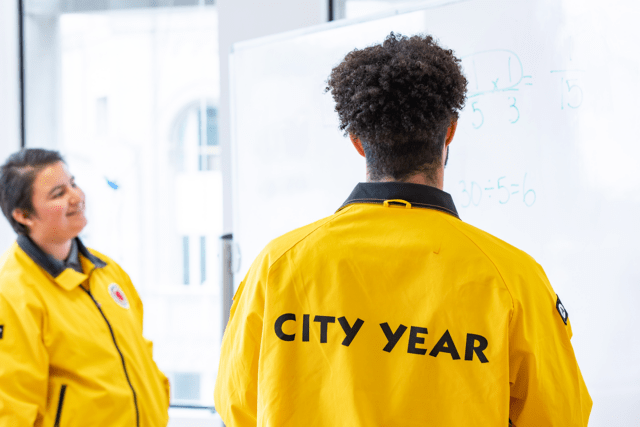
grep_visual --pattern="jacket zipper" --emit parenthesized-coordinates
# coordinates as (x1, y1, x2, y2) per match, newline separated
(81, 287, 140, 427)
(53, 384, 66, 427)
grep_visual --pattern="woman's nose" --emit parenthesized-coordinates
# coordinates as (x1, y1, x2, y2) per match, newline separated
(69, 186, 85, 204)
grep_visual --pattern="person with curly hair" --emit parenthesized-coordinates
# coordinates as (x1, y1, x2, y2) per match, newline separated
(215, 33, 591, 426)
(328, 32, 467, 185)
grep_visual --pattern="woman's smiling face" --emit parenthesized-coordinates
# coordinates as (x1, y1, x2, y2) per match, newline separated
(16, 161, 87, 245)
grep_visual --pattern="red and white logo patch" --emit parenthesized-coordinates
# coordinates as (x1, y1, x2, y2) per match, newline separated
(108, 283, 130, 309)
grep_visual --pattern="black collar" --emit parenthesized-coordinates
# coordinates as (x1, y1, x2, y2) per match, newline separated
(337, 182, 459, 218)
(64, 239, 83, 273)
(17, 235, 107, 278)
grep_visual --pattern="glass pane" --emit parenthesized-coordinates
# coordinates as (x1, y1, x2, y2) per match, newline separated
(22, 0, 222, 409)
(206, 107, 218, 146)
(200, 236, 206, 284)
(335, 0, 444, 20)
(183, 235, 191, 285)
(174, 372, 201, 401)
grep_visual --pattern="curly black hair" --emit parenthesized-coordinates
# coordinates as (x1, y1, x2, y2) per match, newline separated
(326, 32, 467, 181)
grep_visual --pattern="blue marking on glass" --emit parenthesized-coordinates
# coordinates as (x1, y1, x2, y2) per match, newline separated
(106, 178, 119, 190)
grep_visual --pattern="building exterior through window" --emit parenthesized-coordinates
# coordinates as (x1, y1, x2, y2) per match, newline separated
(21, 0, 222, 409)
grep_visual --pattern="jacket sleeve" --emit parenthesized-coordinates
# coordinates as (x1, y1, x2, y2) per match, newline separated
(214, 251, 268, 426)
(508, 262, 592, 426)
(0, 283, 49, 426)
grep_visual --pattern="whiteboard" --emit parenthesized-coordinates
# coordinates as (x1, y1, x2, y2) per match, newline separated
(230, 1, 640, 424)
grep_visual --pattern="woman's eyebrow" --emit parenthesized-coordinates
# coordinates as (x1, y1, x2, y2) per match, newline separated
(47, 184, 65, 196)
(47, 176, 75, 196)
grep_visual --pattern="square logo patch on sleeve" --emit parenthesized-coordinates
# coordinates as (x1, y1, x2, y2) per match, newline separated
(556, 295, 568, 325)
(0, 325, 4, 339)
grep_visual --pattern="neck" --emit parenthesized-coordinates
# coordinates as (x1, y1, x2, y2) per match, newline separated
(28, 234, 73, 261)
(367, 168, 444, 189)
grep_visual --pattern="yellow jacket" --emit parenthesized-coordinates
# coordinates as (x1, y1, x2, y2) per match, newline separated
(0, 236, 170, 426)
(215, 182, 592, 426)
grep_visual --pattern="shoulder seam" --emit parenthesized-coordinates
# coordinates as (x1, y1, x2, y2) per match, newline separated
(268, 205, 356, 269)
(0, 246, 46, 291)
(441, 215, 515, 321)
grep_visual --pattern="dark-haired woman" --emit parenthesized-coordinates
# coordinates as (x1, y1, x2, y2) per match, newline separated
(0, 149, 169, 426)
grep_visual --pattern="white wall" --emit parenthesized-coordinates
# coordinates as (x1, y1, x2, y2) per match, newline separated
(0, 1, 20, 156)
(23, 12, 60, 149)
(0, 0, 21, 250)
(217, 0, 329, 235)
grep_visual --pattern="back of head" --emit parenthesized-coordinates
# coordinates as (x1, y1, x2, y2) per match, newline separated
(0, 149, 65, 235)
(326, 32, 468, 181)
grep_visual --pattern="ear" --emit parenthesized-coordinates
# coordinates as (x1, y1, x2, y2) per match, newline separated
(445, 120, 458, 147)
(349, 134, 366, 158)
(12, 208, 33, 229)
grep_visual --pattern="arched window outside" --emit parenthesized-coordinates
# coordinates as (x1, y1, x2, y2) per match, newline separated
(19, 1, 223, 414)
(172, 103, 220, 173)
(171, 102, 222, 286)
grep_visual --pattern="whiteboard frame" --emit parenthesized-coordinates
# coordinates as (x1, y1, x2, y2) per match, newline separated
(231, 0, 471, 53)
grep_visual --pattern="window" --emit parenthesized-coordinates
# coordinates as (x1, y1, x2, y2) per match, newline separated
(200, 106, 220, 171)
(332, 0, 442, 20)
(22, 0, 222, 410)
(173, 103, 222, 286)
(173, 372, 201, 402)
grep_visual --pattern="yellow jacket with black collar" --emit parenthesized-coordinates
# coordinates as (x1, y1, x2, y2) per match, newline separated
(214, 182, 592, 427)
(0, 236, 169, 426)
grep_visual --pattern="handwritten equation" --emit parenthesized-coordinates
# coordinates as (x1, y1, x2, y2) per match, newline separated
(463, 50, 530, 97)
(458, 173, 536, 208)
(551, 69, 585, 110)
(461, 50, 584, 128)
